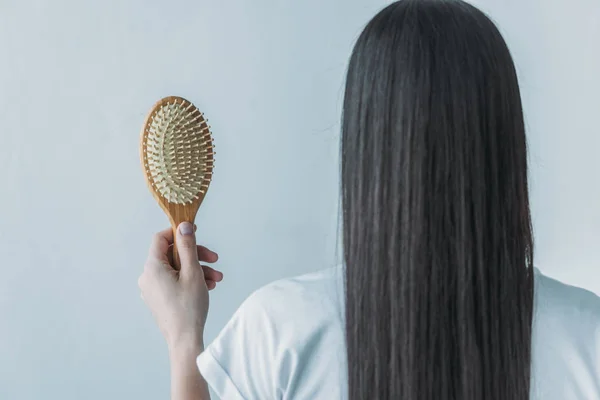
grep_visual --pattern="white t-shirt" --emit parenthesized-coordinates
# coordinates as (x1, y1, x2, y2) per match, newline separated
(197, 266, 600, 399)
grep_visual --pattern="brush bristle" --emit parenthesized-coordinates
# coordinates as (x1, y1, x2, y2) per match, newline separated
(142, 98, 214, 204)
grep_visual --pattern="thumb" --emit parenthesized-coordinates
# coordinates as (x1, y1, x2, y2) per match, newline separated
(176, 222, 200, 274)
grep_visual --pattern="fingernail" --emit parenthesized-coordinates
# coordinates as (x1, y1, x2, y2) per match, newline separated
(179, 222, 194, 236)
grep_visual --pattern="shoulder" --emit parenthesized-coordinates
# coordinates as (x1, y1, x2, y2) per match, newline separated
(198, 266, 346, 399)
(242, 266, 343, 318)
(531, 267, 600, 398)
(534, 267, 600, 325)
(232, 266, 345, 345)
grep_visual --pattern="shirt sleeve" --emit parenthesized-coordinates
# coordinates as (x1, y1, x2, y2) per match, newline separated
(197, 289, 280, 400)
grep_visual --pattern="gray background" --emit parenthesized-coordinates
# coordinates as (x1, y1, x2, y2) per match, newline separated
(0, 0, 597, 398)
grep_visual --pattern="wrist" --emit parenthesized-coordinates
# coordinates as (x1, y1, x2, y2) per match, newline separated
(168, 332, 205, 360)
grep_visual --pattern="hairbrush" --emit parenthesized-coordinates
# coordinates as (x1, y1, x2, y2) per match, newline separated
(140, 96, 215, 269)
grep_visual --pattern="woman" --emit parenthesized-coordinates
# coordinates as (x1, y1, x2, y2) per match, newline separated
(138, 1, 600, 399)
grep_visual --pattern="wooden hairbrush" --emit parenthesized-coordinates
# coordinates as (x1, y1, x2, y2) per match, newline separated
(140, 96, 215, 269)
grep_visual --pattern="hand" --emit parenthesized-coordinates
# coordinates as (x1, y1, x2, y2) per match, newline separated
(138, 222, 223, 352)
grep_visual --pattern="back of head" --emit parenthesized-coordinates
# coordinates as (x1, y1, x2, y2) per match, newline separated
(341, 1, 534, 399)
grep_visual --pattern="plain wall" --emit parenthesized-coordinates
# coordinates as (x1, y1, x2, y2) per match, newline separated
(0, 0, 597, 398)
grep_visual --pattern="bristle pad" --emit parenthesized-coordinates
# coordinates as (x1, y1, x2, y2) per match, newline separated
(144, 99, 214, 204)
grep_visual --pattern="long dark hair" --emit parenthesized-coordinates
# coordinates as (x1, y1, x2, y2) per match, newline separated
(341, 1, 534, 399)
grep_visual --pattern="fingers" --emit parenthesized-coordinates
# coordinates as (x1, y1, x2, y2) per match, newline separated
(197, 245, 219, 263)
(203, 265, 223, 291)
(148, 225, 219, 282)
(192, 224, 218, 262)
(176, 222, 200, 276)
(150, 224, 217, 262)
(202, 265, 223, 283)
(149, 227, 174, 261)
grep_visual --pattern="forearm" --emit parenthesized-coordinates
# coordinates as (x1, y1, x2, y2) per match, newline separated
(169, 341, 211, 400)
